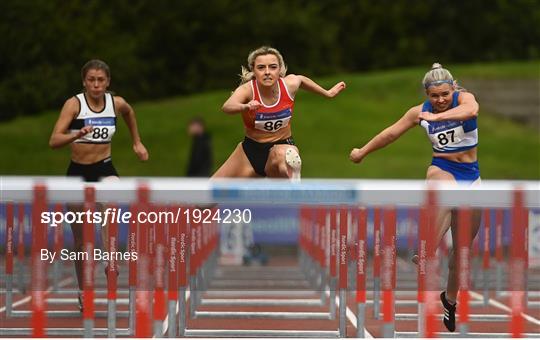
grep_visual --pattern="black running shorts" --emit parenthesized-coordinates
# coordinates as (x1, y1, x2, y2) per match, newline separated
(66, 157, 119, 182)
(241, 136, 295, 177)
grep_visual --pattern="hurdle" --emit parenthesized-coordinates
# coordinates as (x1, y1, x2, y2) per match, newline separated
(1, 177, 539, 338)
(350, 181, 539, 338)
(2, 180, 172, 337)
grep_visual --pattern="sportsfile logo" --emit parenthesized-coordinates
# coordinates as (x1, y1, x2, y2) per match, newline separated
(40, 207, 253, 227)
(41, 208, 132, 227)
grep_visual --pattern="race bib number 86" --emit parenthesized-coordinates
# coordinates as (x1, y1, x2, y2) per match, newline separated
(254, 109, 292, 132)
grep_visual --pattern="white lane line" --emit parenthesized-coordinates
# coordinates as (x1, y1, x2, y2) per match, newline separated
(326, 290, 374, 338)
(0, 277, 73, 314)
(160, 290, 191, 337)
(470, 290, 540, 326)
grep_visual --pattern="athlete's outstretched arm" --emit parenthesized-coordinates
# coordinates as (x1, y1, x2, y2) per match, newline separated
(49, 97, 93, 149)
(292, 75, 346, 98)
(222, 83, 261, 114)
(115, 96, 149, 161)
(350, 106, 420, 164)
(419, 92, 479, 122)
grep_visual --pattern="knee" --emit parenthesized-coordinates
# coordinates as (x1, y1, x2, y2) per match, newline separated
(265, 148, 286, 177)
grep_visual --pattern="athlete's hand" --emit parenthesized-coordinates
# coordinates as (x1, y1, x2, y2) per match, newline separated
(76, 125, 93, 138)
(349, 148, 365, 164)
(244, 100, 262, 112)
(327, 81, 346, 98)
(418, 111, 438, 122)
(133, 142, 149, 161)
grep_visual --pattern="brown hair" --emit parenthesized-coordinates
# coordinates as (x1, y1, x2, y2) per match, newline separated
(81, 59, 111, 80)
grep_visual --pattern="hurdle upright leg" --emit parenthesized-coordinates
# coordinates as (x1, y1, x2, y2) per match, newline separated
(381, 207, 396, 339)
(107, 203, 119, 338)
(356, 207, 367, 338)
(372, 208, 381, 320)
(178, 207, 188, 336)
(17, 203, 27, 295)
(329, 207, 337, 320)
(5, 202, 15, 317)
(338, 207, 348, 337)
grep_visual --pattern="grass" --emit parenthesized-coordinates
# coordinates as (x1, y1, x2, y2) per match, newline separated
(0, 61, 538, 179)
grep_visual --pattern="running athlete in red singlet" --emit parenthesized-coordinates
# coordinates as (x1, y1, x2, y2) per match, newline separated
(213, 46, 346, 179)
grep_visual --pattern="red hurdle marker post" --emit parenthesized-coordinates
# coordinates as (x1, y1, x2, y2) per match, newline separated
(457, 207, 472, 336)
(317, 207, 327, 303)
(82, 186, 96, 337)
(510, 189, 526, 338)
(31, 184, 47, 337)
(372, 208, 381, 319)
(107, 203, 119, 338)
(189, 217, 198, 318)
(382, 207, 396, 338)
(422, 189, 438, 338)
(495, 209, 504, 297)
(153, 206, 166, 337)
(338, 207, 348, 337)
(482, 208, 491, 305)
(128, 202, 138, 334)
(329, 207, 338, 319)
(17, 203, 26, 294)
(167, 205, 179, 337)
(5, 202, 14, 316)
(356, 207, 367, 338)
(135, 185, 151, 338)
(178, 205, 188, 336)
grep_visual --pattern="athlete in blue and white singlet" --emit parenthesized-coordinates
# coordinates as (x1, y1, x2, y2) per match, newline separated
(350, 63, 482, 333)
(419, 90, 480, 183)
(350, 81, 480, 184)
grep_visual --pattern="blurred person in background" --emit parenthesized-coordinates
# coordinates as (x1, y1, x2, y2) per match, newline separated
(186, 116, 213, 177)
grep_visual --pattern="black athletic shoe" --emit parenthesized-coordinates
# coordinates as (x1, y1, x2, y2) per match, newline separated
(77, 292, 84, 313)
(440, 291, 456, 332)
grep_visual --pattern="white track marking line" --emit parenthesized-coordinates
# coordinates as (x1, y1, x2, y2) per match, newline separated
(0, 277, 73, 314)
(160, 290, 191, 337)
(470, 290, 540, 326)
(326, 290, 374, 338)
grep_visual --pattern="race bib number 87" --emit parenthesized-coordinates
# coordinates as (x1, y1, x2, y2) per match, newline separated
(432, 126, 464, 149)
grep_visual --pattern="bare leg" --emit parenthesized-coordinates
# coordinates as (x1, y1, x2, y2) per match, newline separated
(65, 202, 85, 291)
(446, 209, 482, 302)
(69, 219, 84, 291)
(411, 167, 456, 265)
(264, 145, 301, 179)
(212, 143, 259, 178)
